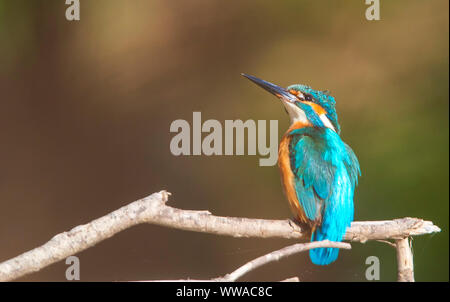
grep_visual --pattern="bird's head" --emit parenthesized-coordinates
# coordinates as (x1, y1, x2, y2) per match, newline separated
(242, 74, 340, 134)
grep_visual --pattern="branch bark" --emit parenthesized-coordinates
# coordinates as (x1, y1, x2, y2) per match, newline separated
(217, 240, 351, 282)
(396, 238, 414, 282)
(147, 240, 351, 282)
(0, 190, 441, 282)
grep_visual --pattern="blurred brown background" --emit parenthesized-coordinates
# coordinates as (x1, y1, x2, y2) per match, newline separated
(0, 0, 448, 281)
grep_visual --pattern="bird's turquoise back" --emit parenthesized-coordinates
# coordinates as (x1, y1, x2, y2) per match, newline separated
(288, 126, 360, 265)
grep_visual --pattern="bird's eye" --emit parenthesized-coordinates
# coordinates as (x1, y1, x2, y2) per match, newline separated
(304, 94, 313, 101)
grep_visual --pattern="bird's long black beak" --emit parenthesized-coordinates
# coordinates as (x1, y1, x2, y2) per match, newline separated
(241, 73, 297, 103)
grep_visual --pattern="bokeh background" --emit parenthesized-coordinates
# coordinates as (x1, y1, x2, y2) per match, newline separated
(0, 0, 448, 282)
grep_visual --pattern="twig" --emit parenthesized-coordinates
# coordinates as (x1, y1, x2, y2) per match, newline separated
(396, 237, 414, 282)
(147, 241, 350, 282)
(376, 239, 397, 248)
(0, 190, 441, 281)
(217, 240, 351, 281)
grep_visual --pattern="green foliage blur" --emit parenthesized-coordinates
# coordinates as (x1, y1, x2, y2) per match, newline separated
(0, 0, 448, 281)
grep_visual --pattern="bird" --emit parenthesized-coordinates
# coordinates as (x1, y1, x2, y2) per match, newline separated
(242, 73, 360, 265)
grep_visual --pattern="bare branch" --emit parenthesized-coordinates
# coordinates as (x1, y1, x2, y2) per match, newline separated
(376, 239, 397, 248)
(280, 276, 300, 282)
(217, 240, 351, 282)
(144, 241, 350, 282)
(396, 238, 414, 282)
(0, 190, 441, 281)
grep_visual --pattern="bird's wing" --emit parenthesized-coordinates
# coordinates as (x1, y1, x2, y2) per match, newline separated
(343, 142, 361, 188)
(289, 133, 337, 223)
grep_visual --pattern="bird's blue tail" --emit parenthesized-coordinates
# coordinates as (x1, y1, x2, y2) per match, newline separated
(309, 227, 341, 265)
(309, 203, 353, 265)
(308, 161, 355, 265)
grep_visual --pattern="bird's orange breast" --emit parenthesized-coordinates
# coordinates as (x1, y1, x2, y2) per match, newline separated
(278, 121, 310, 223)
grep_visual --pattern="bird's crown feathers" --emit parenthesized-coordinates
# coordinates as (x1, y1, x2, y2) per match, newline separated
(287, 84, 341, 134)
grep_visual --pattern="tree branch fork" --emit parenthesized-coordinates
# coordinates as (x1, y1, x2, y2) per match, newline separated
(0, 191, 441, 282)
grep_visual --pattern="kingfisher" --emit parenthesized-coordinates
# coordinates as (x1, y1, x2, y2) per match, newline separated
(242, 74, 361, 265)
